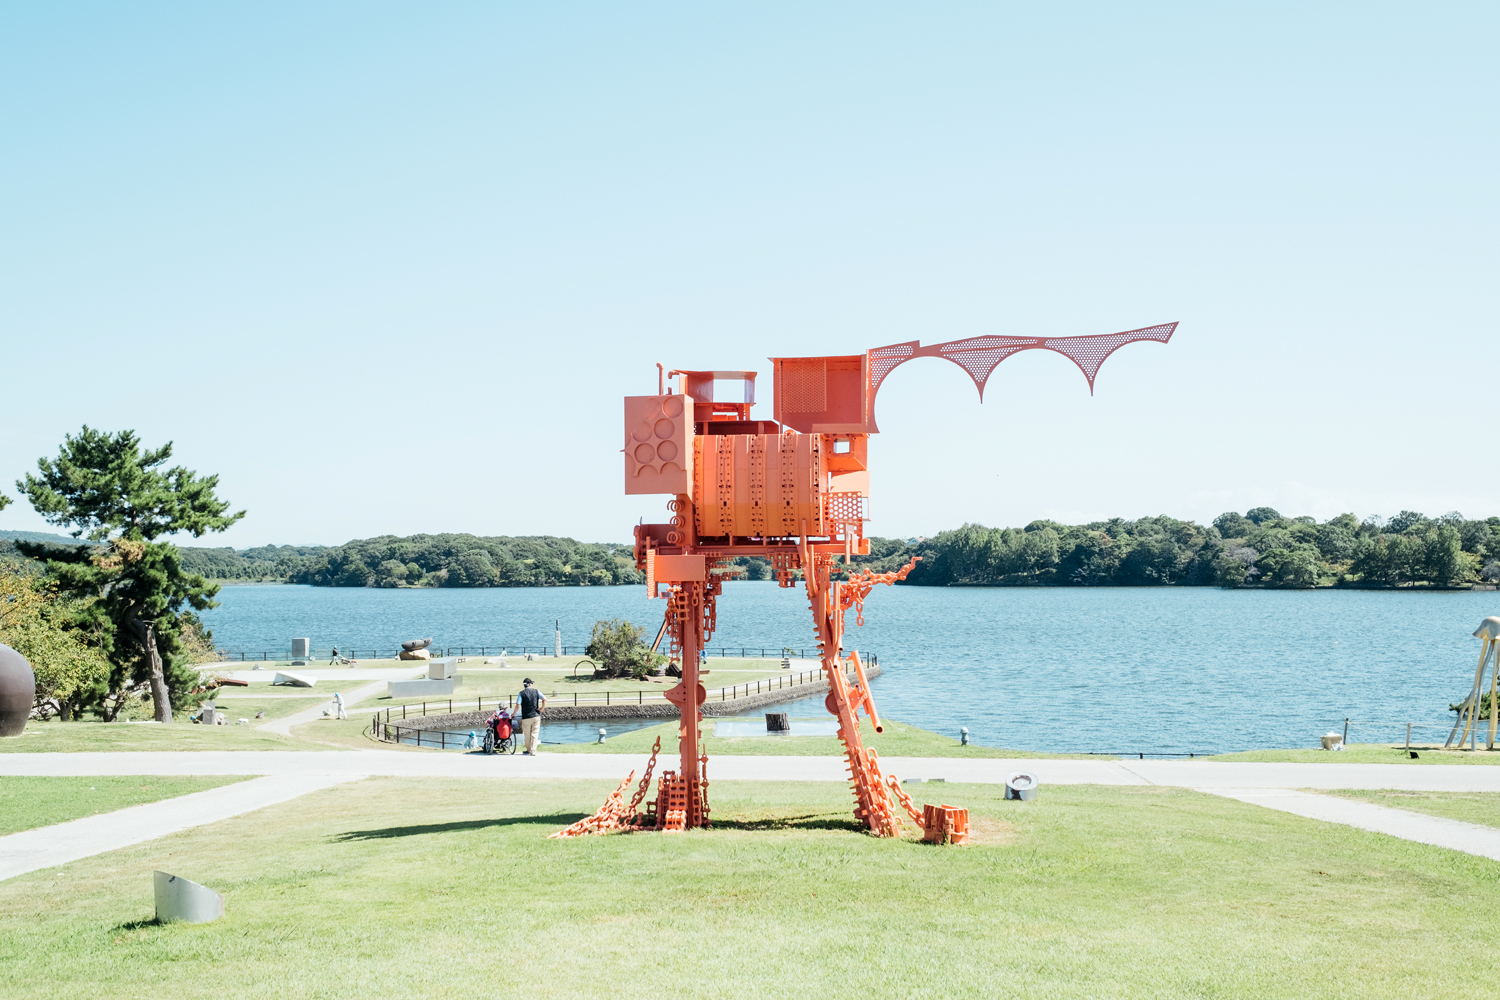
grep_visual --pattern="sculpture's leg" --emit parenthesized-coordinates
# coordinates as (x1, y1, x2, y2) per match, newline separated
(802, 546, 900, 837)
(681, 580, 707, 827)
(1482, 641, 1494, 749)
(663, 580, 709, 829)
(1448, 641, 1491, 748)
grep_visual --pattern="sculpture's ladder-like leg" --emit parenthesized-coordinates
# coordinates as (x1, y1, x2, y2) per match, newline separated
(801, 541, 903, 837)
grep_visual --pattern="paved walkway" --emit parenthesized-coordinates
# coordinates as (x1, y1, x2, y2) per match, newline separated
(224, 666, 421, 683)
(9, 754, 1500, 876)
(255, 678, 402, 737)
(1201, 787, 1500, 862)
(9, 752, 1500, 790)
(0, 774, 358, 881)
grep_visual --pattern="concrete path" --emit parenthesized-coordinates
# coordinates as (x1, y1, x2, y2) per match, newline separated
(9, 752, 1500, 791)
(1201, 787, 1500, 862)
(255, 678, 402, 737)
(225, 667, 424, 683)
(0, 774, 358, 882)
(10, 753, 1500, 870)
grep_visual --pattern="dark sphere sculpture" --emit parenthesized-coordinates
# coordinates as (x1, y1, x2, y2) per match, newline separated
(0, 643, 35, 737)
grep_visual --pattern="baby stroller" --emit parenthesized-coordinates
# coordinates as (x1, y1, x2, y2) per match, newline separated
(483, 709, 517, 754)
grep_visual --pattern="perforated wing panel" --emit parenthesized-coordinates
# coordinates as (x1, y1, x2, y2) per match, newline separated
(1042, 323, 1176, 392)
(866, 322, 1176, 417)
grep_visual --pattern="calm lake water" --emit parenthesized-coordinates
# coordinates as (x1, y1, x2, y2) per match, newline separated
(203, 582, 1500, 754)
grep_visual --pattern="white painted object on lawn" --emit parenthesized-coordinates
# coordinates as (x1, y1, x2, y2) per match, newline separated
(1005, 771, 1039, 801)
(272, 672, 316, 688)
(154, 871, 224, 924)
(291, 638, 311, 658)
(1320, 732, 1344, 750)
(428, 658, 458, 680)
(555, 620, 562, 658)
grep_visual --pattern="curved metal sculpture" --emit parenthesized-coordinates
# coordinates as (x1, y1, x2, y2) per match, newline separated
(560, 322, 1176, 839)
(1447, 616, 1500, 750)
(0, 643, 35, 738)
(154, 871, 225, 924)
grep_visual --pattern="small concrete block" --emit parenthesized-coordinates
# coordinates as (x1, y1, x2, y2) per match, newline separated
(388, 677, 456, 698)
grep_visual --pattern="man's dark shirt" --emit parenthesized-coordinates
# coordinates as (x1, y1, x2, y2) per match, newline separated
(519, 687, 543, 719)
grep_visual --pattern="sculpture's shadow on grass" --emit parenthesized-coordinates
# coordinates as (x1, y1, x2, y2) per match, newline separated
(707, 812, 863, 833)
(333, 813, 589, 841)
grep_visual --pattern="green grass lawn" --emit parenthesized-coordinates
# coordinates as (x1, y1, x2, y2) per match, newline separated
(289, 715, 1091, 757)
(1319, 789, 1500, 829)
(0, 776, 249, 835)
(1210, 743, 1500, 765)
(190, 695, 327, 721)
(550, 717, 1095, 759)
(2, 778, 1500, 998)
(1, 718, 343, 753)
(290, 714, 415, 751)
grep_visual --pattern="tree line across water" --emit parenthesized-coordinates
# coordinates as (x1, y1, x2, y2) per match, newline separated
(841, 508, 1500, 589)
(55, 505, 1491, 591)
(10, 510, 1498, 595)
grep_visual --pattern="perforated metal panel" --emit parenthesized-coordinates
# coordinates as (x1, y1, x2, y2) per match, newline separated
(866, 322, 1178, 412)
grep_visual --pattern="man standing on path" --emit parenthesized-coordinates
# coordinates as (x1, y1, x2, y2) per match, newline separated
(518, 678, 546, 755)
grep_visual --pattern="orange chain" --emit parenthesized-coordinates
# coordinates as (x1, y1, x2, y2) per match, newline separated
(885, 773, 927, 827)
(627, 736, 662, 824)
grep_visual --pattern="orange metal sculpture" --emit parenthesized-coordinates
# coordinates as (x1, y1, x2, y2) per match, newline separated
(554, 323, 1177, 841)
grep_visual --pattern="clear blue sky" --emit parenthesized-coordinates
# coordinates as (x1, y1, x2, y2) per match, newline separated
(2, 3, 1495, 548)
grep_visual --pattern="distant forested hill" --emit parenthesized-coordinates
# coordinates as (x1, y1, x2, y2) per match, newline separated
(175, 544, 330, 582)
(0, 529, 99, 546)
(287, 534, 642, 588)
(843, 509, 1500, 589)
(0, 529, 94, 571)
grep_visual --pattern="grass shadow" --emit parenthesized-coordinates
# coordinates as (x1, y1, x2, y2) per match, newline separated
(333, 813, 588, 841)
(708, 812, 865, 833)
(112, 918, 160, 931)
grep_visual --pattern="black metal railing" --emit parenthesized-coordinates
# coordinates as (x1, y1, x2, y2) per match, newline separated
(218, 646, 875, 664)
(372, 666, 831, 733)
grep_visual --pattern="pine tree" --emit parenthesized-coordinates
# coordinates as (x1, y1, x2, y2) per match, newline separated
(15, 428, 243, 721)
